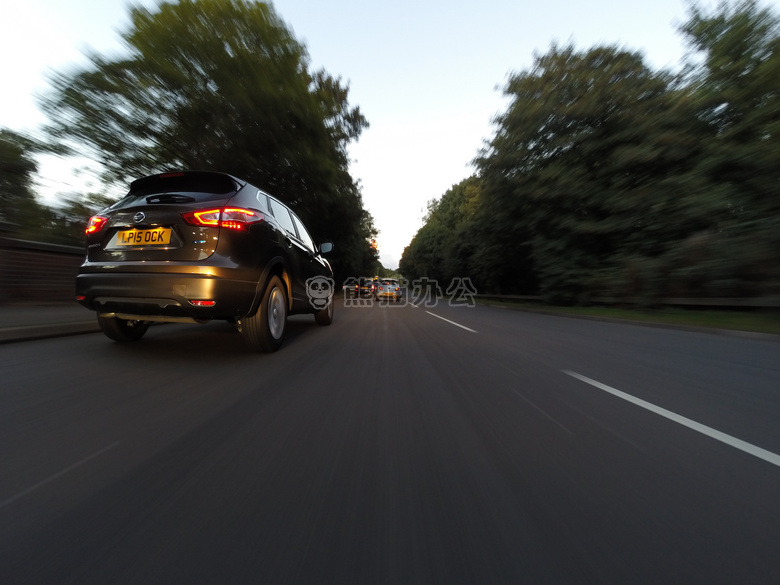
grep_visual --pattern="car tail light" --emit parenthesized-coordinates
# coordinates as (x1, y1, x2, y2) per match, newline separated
(85, 215, 109, 234)
(182, 208, 263, 230)
(189, 300, 216, 307)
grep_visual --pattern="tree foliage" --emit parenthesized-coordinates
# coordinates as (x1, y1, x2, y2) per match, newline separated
(399, 176, 482, 286)
(479, 45, 697, 302)
(401, 0, 780, 303)
(0, 128, 38, 218)
(674, 0, 780, 296)
(0, 129, 44, 231)
(0, 129, 105, 245)
(41, 0, 377, 281)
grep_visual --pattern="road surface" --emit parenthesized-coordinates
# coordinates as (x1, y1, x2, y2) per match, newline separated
(1, 300, 779, 583)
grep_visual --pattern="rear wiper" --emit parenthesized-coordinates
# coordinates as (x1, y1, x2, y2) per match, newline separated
(146, 193, 196, 204)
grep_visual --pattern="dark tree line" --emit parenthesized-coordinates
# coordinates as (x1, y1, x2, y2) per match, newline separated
(0, 129, 109, 245)
(401, 0, 780, 304)
(1, 0, 379, 281)
(0, 129, 41, 233)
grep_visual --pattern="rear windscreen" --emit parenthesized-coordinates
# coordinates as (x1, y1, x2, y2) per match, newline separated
(117, 173, 241, 206)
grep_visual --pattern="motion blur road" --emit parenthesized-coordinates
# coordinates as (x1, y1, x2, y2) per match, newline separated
(2, 299, 779, 584)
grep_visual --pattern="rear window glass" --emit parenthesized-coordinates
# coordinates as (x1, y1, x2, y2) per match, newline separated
(268, 198, 297, 235)
(290, 213, 315, 252)
(117, 173, 240, 206)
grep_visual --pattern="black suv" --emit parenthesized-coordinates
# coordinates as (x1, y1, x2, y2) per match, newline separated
(76, 171, 334, 352)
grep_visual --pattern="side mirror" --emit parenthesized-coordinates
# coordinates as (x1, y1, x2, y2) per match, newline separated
(319, 242, 333, 255)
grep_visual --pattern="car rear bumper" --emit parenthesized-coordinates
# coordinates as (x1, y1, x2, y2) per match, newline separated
(76, 271, 258, 320)
(376, 292, 402, 301)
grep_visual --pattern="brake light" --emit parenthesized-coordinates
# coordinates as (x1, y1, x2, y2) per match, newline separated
(189, 300, 216, 307)
(182, 207, 263, 230)
(184, 208, 221, 226)
(86, 215, 109, 234)
(221, 208, 261, 230)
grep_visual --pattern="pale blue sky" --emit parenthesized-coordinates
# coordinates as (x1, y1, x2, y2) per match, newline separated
(2, 0, 770, 268)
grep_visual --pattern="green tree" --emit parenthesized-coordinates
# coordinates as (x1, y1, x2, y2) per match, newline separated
(475, 44, 704, 302)
(0, 129, 48, 236)
(404, 1, 780, 303)
(41, 0, 372, 282)
(674, 0, 780, 296)
(400, 177, 481, 286)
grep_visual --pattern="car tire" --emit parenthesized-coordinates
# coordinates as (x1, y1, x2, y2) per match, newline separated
(97, 315, 150, 342)
(243, 275, 287, 352)
(314, 296, 334, 326)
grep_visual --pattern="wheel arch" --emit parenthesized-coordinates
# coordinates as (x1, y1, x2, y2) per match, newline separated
(250, 256, 292, 315)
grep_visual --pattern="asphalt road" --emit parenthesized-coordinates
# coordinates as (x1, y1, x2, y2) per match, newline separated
(1, 299, 779, 584)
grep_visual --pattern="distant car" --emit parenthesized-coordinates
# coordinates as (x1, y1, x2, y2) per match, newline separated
(342, 277, 359, 297)
(375, 278, 403, 302)
(358, 277, 375, 298)
(76, 170, 334, 352)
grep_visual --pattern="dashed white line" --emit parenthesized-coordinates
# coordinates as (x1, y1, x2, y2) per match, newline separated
(425, 311, 478, 333)
(0, 442, 120, 508)
(564, 370, 780, 468)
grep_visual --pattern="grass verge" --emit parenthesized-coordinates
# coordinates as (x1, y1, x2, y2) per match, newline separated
(479, 300, 780, 336)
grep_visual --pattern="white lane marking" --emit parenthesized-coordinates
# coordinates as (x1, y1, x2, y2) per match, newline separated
(0, 442, 120, 508)
(564, 371, 780, 468)
(425, 311, 478, 333)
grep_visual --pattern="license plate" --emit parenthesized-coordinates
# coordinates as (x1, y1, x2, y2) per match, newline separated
(116, 228, 172, 246)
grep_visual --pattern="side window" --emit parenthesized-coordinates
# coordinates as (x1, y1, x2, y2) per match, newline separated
(291, 213, 315, 253)
(256, 190, 271, 214)
(268, 197, 297, 236)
